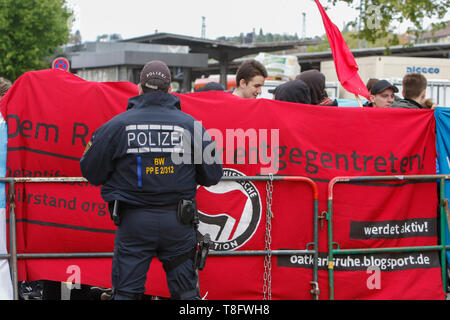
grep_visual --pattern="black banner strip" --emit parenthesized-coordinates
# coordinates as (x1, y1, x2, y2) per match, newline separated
(277, 251, 441, 271)
(7, 147, 80, 161)
(350, 218, 437, 240)
(9, 219, 115, 234)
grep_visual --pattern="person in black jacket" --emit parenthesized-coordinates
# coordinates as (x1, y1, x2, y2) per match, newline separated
(273, 79, 311, 105)
(80, 60, 223, 300)
(296, 69, 338, 106)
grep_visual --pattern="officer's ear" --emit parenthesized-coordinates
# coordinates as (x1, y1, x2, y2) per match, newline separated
(138, 83, 144, 95)
(168, 84, 172, 93)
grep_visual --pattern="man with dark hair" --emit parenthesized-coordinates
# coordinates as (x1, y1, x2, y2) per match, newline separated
(80, 60, 223, 300)
(232, 59, 268, 99)
(391, 73, 428, 109)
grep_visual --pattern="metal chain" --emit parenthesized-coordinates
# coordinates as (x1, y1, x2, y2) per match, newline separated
(263, 173, 274, 300)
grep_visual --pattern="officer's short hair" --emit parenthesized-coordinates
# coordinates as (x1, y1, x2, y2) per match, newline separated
(235, 60, 268, 88)
(140, 60, 171, 93)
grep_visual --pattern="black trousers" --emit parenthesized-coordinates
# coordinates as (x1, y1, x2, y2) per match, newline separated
(111, 206, 199, 300)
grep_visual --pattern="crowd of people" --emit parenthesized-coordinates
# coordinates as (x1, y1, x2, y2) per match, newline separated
(2, 58, 439, 110)
(365, 73, 436, 109)
(194, 58, 437, 110)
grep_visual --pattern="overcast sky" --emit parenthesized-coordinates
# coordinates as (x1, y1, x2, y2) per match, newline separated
(66, 0, 358, 41)
(66, 0, 448, 42)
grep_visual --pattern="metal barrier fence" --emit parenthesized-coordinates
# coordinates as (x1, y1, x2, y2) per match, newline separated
(326, 174, 450, 300)
(0, 175, 320, 300)
(4, 174, 448, 300)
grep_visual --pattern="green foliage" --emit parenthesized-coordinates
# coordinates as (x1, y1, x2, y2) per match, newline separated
(216, 32, 300, 44)
(326, 0, 450, 46)
(306, 30, 398, 52)
(0, 0, 72, 81)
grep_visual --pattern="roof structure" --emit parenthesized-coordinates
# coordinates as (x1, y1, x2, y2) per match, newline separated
(123, 33, 322, 86)
(294, 42, 450, 65)
(421, 21, 450, 41)
(124, 32, 321, 60)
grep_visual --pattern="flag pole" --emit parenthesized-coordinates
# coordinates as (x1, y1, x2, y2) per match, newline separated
(355, 94, 363, 108)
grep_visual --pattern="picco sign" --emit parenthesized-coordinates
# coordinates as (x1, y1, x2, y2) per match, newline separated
(407, 66, 440, 74)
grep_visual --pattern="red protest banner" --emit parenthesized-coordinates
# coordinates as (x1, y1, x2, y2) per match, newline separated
(0, 70, 443, 299)
(179, 91, 442, 300)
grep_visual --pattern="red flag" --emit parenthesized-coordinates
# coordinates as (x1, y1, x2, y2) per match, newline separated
(315, 0, 370, 99)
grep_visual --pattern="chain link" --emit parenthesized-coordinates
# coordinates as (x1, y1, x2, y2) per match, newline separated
(263, 173, 274, 300)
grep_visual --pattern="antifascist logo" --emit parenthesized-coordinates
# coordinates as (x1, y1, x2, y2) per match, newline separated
(197, 168, 262, 251)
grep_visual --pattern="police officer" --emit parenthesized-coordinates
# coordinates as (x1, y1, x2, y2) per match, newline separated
(80, 60, 223, 300)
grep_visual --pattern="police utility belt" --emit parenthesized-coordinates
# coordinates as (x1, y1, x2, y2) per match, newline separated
(108, 199, 196, 227)
(108, 199, 211, 272)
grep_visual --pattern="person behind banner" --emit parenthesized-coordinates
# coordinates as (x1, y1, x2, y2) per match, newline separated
(273, 79, 311, 105)
(363, 78, 378, 107)
(424, 98, 438, 109)
(194, 81, 225, 92)
(296, 69, 338, 106)
(0, 77, 12, 100)
(80, 60, 223, 300)
(391, 73, 429, 109)
(232, 59, 268, 99)
(202, 81, 225, 92)
(366, 80, 399, 108)
(365, 78, 378, 93)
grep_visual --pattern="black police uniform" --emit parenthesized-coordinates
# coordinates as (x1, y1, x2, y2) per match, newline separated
(80, 92, 223, 300)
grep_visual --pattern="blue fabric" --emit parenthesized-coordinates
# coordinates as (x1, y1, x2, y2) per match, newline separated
(434, 107, 450, 264)
(337, 98, 368, 107)
(0, 118, 7, 208)
(137, 156, 142, 188)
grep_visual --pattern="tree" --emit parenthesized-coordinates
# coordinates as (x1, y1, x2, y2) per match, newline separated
(326, 0, 449, 46)
(0, 0, 72, 81)
(306, 29, 400, 53)
(69, 30, 82, 46)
